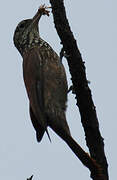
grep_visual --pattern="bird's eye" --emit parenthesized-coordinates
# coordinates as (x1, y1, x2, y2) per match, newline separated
(19, 23, 25, 29)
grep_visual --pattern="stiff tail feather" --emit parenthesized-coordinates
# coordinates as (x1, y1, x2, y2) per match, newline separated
(46, 128, 51, 142)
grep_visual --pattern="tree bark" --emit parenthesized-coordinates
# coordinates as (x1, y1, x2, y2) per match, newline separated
(49, 0, 109, 179)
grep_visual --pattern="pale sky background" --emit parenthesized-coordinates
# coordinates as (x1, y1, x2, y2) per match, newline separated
(0, 0, 116, 179)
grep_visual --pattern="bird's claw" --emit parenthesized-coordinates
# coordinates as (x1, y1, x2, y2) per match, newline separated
(38, 4, 51, 16)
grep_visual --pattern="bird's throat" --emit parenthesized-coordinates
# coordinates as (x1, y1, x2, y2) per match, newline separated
(20, 28, 40, 55)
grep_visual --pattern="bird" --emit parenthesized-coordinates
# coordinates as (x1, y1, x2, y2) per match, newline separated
(13, 5, 104, 177)
(13, 5, 71, 142)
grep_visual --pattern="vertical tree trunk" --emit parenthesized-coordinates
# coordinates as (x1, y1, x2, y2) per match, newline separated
(49, 1, 109, 179)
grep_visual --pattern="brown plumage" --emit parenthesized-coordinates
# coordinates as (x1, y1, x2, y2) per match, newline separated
(13, 5, 70, 142)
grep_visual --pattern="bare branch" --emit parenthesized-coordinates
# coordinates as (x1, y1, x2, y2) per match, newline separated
(49, 0, 109, 179)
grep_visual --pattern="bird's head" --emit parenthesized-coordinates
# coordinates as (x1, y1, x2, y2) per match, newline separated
(13, 5, 50, 55)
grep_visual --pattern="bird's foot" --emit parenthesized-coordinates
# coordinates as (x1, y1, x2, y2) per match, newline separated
(38, 4, 51, 16)
(60, 47, 70, 62)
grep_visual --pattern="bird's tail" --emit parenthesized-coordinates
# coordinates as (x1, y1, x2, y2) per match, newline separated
(53, 126, 91, 164)
(36, 127, 51, 142)
(50, 125, 103, 178)
(46, 128, 51, 142)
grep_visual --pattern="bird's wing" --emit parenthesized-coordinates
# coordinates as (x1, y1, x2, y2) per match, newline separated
(23, 48, 48, 133)
(34, 46, 70, 135)
(29, 105, 45, 142)
(37, 48, 68, 111)
(23, 46, 69, 140)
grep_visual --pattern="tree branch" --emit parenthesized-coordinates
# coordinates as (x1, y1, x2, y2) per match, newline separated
(49, 0, 109, 179)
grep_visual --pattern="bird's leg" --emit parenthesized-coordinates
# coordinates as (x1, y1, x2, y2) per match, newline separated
(67, 80, 90, 94)
(60, 47, 70, 62)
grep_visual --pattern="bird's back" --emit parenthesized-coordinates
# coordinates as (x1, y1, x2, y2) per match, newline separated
(23, 40, 70, 136)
